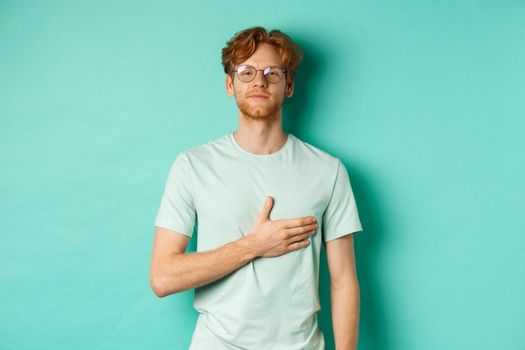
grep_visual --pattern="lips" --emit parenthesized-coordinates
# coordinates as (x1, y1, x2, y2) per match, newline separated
(248, 93, 270, 98)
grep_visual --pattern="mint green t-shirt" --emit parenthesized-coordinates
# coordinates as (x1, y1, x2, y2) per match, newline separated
(155, 131, 363, 350)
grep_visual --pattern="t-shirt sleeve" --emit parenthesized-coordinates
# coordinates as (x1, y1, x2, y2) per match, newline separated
(154, 153, 197, 238)
(322, 158, 363, 242)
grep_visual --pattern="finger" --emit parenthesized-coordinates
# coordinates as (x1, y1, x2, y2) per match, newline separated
(284, 223, 318, 237)
(256, 196, 273, 222)
(283, 216, 317, 229)
(288, 239, 310, 251)
(287, 230, 316, 244)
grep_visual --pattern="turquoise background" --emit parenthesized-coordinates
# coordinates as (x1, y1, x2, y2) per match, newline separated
(1, 1, 524, 349)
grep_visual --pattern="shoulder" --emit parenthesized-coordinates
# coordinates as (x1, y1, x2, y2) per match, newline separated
(173, 132, 230, 167)
(291, 134, 341, 171)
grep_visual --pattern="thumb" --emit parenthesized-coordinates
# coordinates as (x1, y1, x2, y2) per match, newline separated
(257, 195, 273, 222)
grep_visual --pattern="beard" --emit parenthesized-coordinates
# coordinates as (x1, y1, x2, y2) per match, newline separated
(235, 94, 284, 121)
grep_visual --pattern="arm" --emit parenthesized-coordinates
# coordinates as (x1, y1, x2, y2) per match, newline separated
(325, 233, 360, 350)
(149, 226, 257, 297)
(150, 196, 317, 298)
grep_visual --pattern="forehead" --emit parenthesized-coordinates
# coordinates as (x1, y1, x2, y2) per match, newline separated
(238, 43, 282, 68)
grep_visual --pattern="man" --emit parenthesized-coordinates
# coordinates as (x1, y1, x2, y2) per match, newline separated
(150, 26, 363, 350)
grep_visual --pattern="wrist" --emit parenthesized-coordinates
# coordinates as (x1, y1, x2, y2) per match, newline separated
(239, 234, 259, 260)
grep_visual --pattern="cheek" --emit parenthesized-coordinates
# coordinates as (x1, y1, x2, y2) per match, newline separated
(233, 85, 246, 95)
(274, 89, 286, 100)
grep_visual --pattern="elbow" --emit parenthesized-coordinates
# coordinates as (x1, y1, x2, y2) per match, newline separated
(150, 273, 166, 298)
(330, 276, 360, 291)
(150, 272, 184, 297)
(150, 254, 187, 297)
(150, 271, 177, 298)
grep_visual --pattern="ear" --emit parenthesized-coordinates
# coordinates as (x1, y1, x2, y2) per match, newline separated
(285, 76, 294, 97)
(226, 74, 235, 97)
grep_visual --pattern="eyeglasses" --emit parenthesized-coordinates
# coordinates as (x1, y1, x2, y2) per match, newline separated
(232, 64, 287, 84)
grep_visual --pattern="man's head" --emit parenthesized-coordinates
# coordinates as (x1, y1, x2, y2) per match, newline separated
(222, 27, 303, 121)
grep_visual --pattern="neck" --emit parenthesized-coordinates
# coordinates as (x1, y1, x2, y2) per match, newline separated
(233, 117, 288, 155)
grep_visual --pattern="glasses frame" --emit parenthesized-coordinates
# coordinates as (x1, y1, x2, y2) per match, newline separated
(232, 64, 287, 84)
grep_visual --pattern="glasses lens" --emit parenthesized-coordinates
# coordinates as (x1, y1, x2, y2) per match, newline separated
(237, 65, 256, 82)
(235, 65, 285, 83)
(264, 67, 284, 83)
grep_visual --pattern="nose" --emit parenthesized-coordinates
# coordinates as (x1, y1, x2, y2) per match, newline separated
(252, 70, 268, 87)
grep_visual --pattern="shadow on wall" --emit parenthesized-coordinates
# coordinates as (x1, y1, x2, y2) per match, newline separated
(282, 35, 319, 133)
(284, 34, 385, 350)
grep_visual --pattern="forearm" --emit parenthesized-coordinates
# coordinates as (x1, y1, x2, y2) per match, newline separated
(154, 235, 257, 297)
(330, 280, 360, 350)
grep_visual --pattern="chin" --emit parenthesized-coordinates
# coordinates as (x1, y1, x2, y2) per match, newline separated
(237, 100, 282, 119)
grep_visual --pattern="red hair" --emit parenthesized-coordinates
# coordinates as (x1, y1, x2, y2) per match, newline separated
(221, 26, 303, 84)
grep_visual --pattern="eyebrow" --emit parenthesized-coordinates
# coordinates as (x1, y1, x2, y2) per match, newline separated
(239, 64, 283, 69)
